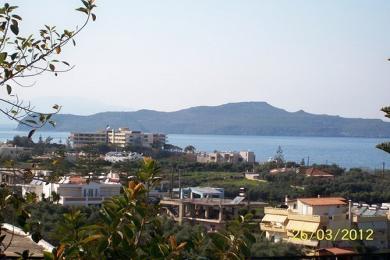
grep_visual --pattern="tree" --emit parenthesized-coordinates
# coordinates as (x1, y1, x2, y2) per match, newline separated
(376, 106, 390, 154)
(0, 1, 96, 258)
(0, 1, 96, 129)
(273, 146, 285, 167)
(184, 145, 196, 154)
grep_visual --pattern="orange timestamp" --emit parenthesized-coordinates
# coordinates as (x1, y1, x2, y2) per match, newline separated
(291, 228, 374, 241)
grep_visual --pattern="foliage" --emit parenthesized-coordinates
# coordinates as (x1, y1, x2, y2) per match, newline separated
(0, 1, 96, 128)
(377, 106, 390, 154)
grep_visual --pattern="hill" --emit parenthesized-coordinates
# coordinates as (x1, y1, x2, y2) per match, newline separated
(16, 102, 390, 137)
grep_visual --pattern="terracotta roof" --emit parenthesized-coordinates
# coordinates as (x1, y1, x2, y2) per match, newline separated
(69, 176, 87, 184)
(305, 168, 334, 177)
(320, 247, 356, 255)
(299, 197, 347, 206)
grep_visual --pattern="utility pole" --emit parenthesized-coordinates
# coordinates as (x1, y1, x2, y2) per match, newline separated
(307, 156, 310, 167)
(178, 168, 182, 199)
(382, 162, 386, 178)
(170, 167, 174, 198)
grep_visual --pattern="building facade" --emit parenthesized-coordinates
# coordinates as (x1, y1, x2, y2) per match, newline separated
(261, 196, 390, 253)
(21, 173, 121, 206)
(69, 128, 166, 149)
(197, 151, 255, 164)
(69, 132, 107, 148)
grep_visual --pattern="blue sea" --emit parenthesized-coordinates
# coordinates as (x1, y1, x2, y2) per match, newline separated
(0, 129, 389, 169)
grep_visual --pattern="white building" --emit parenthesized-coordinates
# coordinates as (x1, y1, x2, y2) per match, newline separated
(107, 128, 166, 148)
(0, 144, 32, 159)
(197, 151, 255, 164)
(21, 173, 121, 206)
(69, 128, 166, 149)
(104, 151, 143, 163)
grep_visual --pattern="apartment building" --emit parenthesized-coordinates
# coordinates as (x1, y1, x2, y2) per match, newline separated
(69, 131, 107, 148)
(261, 196, 390, 252)
(351, 203, 390, 249)
(197, 151, 255, 164)
(21, 173, 121, 206)
(69, 128, 166, 149)
(0, 144, 32, 159)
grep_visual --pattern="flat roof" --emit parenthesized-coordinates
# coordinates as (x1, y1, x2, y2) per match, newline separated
(299, 197, 347, 206)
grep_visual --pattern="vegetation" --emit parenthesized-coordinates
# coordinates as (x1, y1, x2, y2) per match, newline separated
(377, 106, 390, 154)
(0, 1, 96, 129)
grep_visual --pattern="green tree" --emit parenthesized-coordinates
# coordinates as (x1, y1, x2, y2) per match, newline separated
(0, 0, 96, 257)
(184, 145, 196, 153)
(376, 106, 390, 153)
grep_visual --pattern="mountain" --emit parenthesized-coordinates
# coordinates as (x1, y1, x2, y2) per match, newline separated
(16, 102, 390, 138)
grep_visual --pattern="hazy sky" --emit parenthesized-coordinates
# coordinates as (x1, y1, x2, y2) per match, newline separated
(7, 0, 390, 119)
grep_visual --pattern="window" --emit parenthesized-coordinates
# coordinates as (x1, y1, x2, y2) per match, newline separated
(88, 189, 94, 197)
(83, 189, 87, 197)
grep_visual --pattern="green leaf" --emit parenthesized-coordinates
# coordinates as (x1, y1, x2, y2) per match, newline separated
(12, 14, 22, 20)
(10, 20, 19, 35)
(0, 52, 7, 63)
(28, 129, 36, 138)
(91, 13, 96, 21)
(52, 104, 59, 110)
(49, 63, 55, 71)
(6, 84, 11, 95)
(76, 7, 88, 15)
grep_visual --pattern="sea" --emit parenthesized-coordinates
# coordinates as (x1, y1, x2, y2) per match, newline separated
(0, 128, 389, 170)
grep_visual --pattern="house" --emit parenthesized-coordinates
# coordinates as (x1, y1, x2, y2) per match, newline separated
(303, 167, 334, 178)
(104, 151, 143, 163)
(269, 167, 298, 175)
(261, 196, 351, 250)
(261, 196, 390, 253)
(21, 173, 121, 206)
(351, 203, 390, 249)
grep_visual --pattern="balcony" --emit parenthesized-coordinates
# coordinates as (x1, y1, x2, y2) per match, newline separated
(60, 196, 105, 205)
(260, 223, 286, 233)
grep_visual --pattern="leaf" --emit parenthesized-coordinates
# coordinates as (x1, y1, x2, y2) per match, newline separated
(80, 234, 103, 244)
(55, 46, 61, 54)
(10, 21, 19, 35)
(0, 52, 7, 63)
(76, 7, 88, 15)
(28, 129, 36, 139)
(25, 119, 37, 125)
(49, 63, 55, 71)
(6, 84, 11, 95)
(72, 39, 76, 46)
(91, 13, 96, 21)
(12, 14, 22, 20)
(49, 120, 56, 127)
(62, 61, 70, 66)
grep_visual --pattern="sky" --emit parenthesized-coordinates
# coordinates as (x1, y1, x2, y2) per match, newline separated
(5, 0, 390, 119)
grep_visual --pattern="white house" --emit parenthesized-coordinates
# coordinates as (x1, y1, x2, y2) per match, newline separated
(21, 173, 121, 206)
